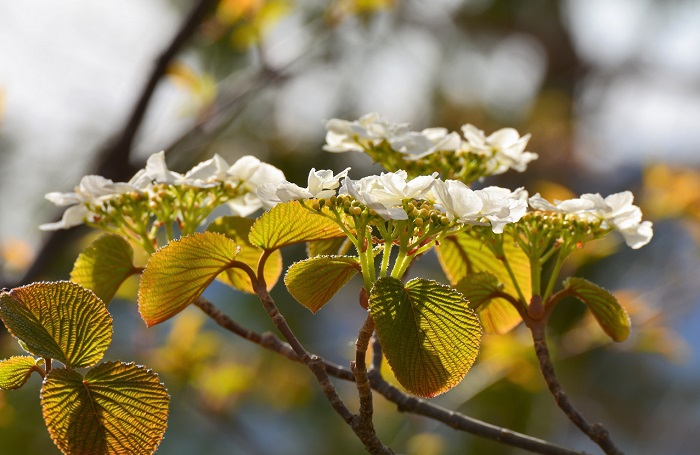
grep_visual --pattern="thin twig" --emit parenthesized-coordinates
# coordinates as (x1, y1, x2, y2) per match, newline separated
(195, 295, 590, 455)
(351, 315, 394, 454)
(193, 296, 354, 382)
(530, 323, 624, 455)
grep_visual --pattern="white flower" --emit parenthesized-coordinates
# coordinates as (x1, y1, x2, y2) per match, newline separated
(40, 175, 137, 230)
(396, 128, 462, 159)
(528, 191, 653, 249)
(323, 113, 410, 153)
(182, 154, 231, 187)
(462, 124, 537, 175)
(342, 170, 436, 220)
(430, 180, 527, 233)
(257, 168, 350, 207)
(226, 156, 286, 216)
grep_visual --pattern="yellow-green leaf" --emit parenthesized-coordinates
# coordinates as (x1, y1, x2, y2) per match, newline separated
(70, 234, 139, 305)
(307, 237, 350, 257)
(436, 231, 529, 334)
(0, 356, 41, 390)
(41, 362, 169, 455)
(249, 201, 345, 251)
(369, 277, 481, 398)
(0, 282, 112, 368)
(138, 232, 238, 327)
(564, 277, 630, 342)
(456, 272, 504, 310)
(207, 216, 282, 293)
(285, 255, 360, 313)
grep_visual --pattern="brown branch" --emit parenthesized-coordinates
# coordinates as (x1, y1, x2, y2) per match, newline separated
(196, 294, 590, 455)
(530, 324, 624, 455)
(193, 296, 354, 382)
(95, 0, 218, 179)
(351, 315, 393, 455)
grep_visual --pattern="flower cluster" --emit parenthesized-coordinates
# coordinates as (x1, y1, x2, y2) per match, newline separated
(528, 192, 653, 249)
(258, 168, 528, 234)
(323, 113, 537, 182)
(41, 152, 284, 251)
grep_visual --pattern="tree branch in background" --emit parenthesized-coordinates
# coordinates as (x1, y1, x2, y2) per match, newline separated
(14, 0, 218, 288)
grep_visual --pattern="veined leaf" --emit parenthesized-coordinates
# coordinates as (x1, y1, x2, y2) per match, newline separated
(0, 282, 112, 368)
(207, 216, 282, 293)
(436, 231, 529, 334)
(41, 362, 169, 455)
(456, 272, 504, 310)
(285, 256, 360, 313)
(369, 277, 481, 398)
(138, 232, 238, 327)
(564, 277, 630, 342)
(0, 356, 41, 390)
(249, 201, 345, 251)
(70, 234, 139, 305)
(307, 237, 349, 257)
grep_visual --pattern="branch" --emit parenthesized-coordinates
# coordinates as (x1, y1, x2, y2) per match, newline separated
(195, 295, 590, 455)
(14, 0, 218, 288)
(367, 354, 588, 455)
(351, 315, 393, 454)
(193, 296, 354, 382)
(530, 324, 624, 455)
(95, 0, 219, 179)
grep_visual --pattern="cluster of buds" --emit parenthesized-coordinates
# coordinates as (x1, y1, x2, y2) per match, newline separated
(323, 113, 538, 183)
(41, 152, 285, 252)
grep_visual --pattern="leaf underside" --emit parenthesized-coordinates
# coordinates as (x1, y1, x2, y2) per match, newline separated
(285, 255, 360, 313)
(70, 234, 139, 305)
(0, 356, 39, 390)
(0, 282, 112, 368)
(41, 361, 169, 455)
(437, 231, 529, 334)
(138, 232, 239, 327)
(370, 277, 482, 398)
(248, 200, 346, 251)
(564, 277, 630, 342)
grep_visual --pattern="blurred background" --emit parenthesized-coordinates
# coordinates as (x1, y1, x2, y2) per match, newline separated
(1, 0, 700, 454)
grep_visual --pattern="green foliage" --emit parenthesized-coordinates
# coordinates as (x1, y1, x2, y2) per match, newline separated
(138, 232, 239, 327)
(41, 362, 169, 455)
(248, 200, 345, 250)
(307, 237, 349, 257)
(285, 255, 360, 313)
(70, 234, 140, 305)
(207, 216, 283, 293)
(369, 277, 482, 398)
(0, 281, 168, 455)
(436, 231, 530, 334)
(456, 272, 504, 310)
(0, 356, 41, 390)
(0, 282, 112, 368)
(563, 277, 631, 342)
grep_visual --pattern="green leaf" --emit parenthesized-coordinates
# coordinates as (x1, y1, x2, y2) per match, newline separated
(70, 234, 139, 305)
(0, 356, 41, 390)
(307, 237, 349, 257)
(564, 277, 630, 342)
(456, 272, 504, 310)
(436, 231, 529, 334)
(369, 277, 481, 398)
(207, 216, 282, 293)
(0, 282, 112, 368)
(41, 361, 169, 455)
(249, 201, 346, 251)
(138, 232, 238, 327)
(284, 256, 360, 313)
